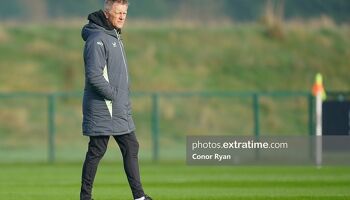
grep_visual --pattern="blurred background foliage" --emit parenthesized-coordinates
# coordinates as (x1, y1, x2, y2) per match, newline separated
(1, 0, 350, 23)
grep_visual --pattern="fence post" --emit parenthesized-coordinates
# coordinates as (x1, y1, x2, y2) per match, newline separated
(308, 93, 315, 160)
(253, 93, 260, 160)
(253, 93, 260, 138)
(151, 93, 160, 161)
(308, 93, 315, 136)
(48, 93, 56, 163)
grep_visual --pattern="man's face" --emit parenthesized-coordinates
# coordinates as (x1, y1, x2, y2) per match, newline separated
(106, 3, 128, 29)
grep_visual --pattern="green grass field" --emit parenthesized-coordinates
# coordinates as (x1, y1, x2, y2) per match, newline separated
(1, 162, 349, 200)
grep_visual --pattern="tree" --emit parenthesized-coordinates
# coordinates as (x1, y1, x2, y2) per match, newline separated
(261, 0, 285, 39)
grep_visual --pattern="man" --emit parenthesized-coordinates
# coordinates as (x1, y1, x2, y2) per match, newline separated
(80, 0, 152, 200)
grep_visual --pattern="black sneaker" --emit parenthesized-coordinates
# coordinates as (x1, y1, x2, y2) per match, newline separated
(145, 194, 153, 200)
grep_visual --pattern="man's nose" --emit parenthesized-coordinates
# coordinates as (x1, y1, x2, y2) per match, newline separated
(119, 14, 125, 20)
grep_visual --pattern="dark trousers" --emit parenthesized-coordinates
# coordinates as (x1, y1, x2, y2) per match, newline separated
(80, 132, 145, 200)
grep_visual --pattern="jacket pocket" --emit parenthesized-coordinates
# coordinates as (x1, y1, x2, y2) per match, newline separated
(112, 88, 128, 116)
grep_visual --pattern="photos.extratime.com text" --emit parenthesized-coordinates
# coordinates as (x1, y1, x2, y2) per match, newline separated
(191, 140, 289, 150)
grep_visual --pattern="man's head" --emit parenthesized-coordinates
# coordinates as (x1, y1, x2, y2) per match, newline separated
(104, 0, 129, 29)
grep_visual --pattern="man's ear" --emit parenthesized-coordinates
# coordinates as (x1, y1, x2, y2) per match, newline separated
(103, 10, 109, 19)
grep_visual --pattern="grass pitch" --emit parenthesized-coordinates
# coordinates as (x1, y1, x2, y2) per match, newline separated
(0, 162, 349, 200)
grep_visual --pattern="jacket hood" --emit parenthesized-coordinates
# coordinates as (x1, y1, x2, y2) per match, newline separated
(81, 10, 121, 41)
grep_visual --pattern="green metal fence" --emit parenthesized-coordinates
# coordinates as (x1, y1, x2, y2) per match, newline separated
(0, 91, 314, 163)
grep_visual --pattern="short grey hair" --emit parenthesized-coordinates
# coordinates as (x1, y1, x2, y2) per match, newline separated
(104, 0, 129, 11)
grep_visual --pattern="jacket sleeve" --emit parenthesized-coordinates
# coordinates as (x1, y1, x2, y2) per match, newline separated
(84, 37, 117, 101)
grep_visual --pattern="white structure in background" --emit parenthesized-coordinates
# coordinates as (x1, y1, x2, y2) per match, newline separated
(312, 73, 326, 167)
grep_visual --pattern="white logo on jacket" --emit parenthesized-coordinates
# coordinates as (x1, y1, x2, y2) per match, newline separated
(97, 41, 103, 46)
(112, 42, 117, 47)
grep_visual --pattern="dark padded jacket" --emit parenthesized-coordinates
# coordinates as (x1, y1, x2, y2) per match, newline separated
(81, 10, 135, 136)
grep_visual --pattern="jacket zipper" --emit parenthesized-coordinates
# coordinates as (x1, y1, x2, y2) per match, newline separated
(115, 30, 128, 84)
(115, 30, 131, 133)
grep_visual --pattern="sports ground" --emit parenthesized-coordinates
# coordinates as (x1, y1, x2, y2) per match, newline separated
(1, 7, 350, 200)
(1, 162, 349, 200)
